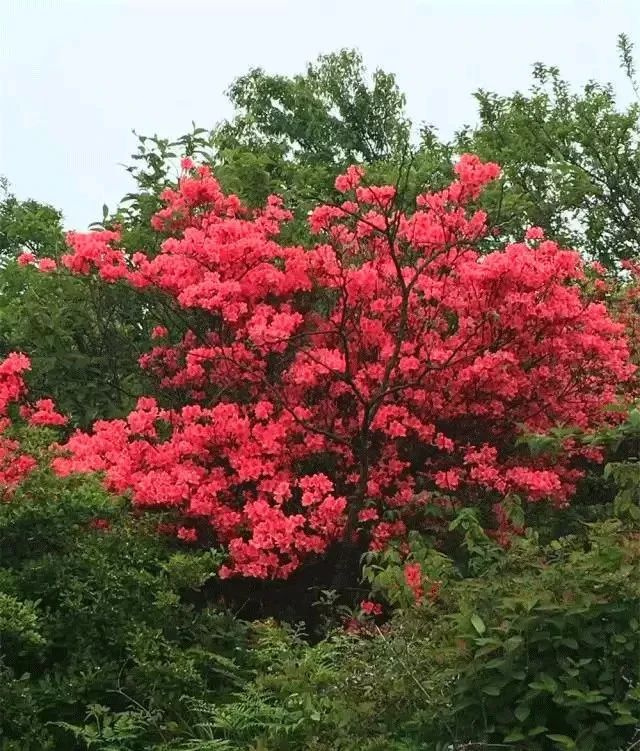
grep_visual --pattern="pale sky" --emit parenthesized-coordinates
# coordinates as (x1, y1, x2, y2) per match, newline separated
(1, 0, 639, 230)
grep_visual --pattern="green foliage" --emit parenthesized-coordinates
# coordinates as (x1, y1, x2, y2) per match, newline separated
(443, 523, 640, 749)
(218, 49, 410, 166)
(0, 261, 149, 426)
(0, 179, 66, 260)
(458, 41, 640, 265)
(0, 186, 151, 426)
(0, 466, 250, 750)
(181, 522, 640, 751)
(0, 591, 44, 656)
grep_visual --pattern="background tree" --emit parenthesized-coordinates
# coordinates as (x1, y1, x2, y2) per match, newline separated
(122, 40, 640, 265)
(0, 183, 150, 426)
(0, 177, 66, 261)
(457, 34, 640, 265)
(115, 50, 451, 247)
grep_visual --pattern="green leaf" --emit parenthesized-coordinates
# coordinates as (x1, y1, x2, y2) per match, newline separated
(628, 408, 640, 429)
(614, 715, 638, 725)
(529, 674, 558, 693)
(547, 734, 576, 748)
(470, 613, 486, 635)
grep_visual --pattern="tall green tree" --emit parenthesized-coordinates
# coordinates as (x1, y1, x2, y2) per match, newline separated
(457, 35, 640, 265)
(117, 49, 452, 246)
(217, 48, 411, 165)
(0, 178, 66, 261)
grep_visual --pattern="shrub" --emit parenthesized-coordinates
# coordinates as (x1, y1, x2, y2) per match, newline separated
(0, 469, 250, 750)
(185, 520, 640, 750)
(24, 156, 632, 585)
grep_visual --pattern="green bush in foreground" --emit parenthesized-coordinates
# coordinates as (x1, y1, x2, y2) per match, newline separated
(0, 464, 250, 751)
(46, 518, 638, 751)
(174, 521, 638, 751)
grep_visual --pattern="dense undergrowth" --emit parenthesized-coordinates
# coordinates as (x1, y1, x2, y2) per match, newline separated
(2, 458, 638, 750)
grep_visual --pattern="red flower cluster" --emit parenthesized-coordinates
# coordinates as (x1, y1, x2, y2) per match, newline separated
(177, 525, 198, 542)
(403, 562, 424, 602)
(0, 353, 66, 498)
(18, 251, 57, 271)
(20, 399, 68, 427)
(48, 156, 633, 577)
(403, 562, 441, 604)
(360, 600, 383, 616)
(0, 354, 36, 497)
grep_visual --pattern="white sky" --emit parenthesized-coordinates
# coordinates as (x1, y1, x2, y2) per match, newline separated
(1, 0, 639, 230)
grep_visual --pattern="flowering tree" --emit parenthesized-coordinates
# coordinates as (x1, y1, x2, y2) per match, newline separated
(38, 155, 632, 578)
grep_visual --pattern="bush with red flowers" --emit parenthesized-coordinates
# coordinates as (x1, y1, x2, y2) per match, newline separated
(30, 156, 632, 581)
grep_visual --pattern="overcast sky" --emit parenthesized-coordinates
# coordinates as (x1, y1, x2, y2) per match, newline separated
(1, 0, 639, 229)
